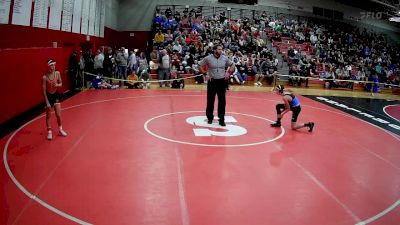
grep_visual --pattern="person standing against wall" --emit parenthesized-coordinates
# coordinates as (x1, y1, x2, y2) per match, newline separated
(158, 49, 171, 87)
(198, 45, 235, 126)
(68, 51, 79, 92)
(42, 59, 68, 140)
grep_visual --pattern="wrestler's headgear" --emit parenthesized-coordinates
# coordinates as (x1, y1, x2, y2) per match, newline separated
(276, 85, 284, 93)
(47, 59, 56, 66)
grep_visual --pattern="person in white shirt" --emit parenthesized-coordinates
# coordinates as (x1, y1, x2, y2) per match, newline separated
(93, 49, 104, 75)
(310, 33, 318, 45)
(127, 50, 138, 74)
(172, 41, 182, 54)
(158, 50, 171, 87)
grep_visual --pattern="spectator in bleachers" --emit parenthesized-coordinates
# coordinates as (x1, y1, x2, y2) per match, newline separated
(165, 30, 174, 45)
(322, 67, 338, 88)
(171, 50, 182, 67)
(356, 66, 366, 81)
(172, 41, 183, 54)
(259, 57, 275, 85)
(288, 64, 300, 86)
(150, 46, 160, 61)
(231, 60, 247, 85)
(154, 30, 165, 45)
(152, 5, 399, 93)
(310, 32, 318, 46)
(254, 60, 265, 86)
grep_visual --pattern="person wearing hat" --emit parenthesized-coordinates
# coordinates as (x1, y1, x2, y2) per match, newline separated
(42, 59, 68, 140)
(271, 85, 315, 132)
(198, 44, 235, 126)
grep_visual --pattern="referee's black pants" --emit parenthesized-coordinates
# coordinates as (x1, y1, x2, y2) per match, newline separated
(206, 78, 227, 122)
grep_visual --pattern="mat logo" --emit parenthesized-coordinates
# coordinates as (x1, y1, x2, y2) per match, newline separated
(186, 116, 247, 137)
(316, 97, 400, 131)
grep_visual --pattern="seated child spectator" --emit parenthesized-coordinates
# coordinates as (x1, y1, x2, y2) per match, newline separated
(171, 66, 185, 89)
(127, 71, 141, 89)
(91, 76, 119, 89)
(139, 69, 151, 89)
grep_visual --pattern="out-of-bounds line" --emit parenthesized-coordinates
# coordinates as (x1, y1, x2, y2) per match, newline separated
(175, 149, 190, 225)
(355, 200, 400, 225)
(4, 94, 398, 225)
(383, 105, 400, 123)
(3, 115, 92, 225)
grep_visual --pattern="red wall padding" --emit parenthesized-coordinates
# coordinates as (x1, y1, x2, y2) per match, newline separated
(0, 24, 105, 49)
(0, 24, 149, 56)
(0, 24, 150, 125)
(0, 47, 68, 124)
(105, 30, 150, 53)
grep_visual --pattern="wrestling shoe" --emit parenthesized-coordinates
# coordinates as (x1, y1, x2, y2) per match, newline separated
(308, 122, 315, 132)
(270, 122, 281, 127)
(59, 129, 68, 137)
(47, 131, 53, 140)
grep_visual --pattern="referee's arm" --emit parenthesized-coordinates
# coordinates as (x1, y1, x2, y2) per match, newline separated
(198, 57, 208, 74)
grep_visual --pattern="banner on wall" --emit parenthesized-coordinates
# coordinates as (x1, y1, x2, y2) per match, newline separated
(94, 0, 100, 37)
(61, 0, 74, 32)
(0, 0, 11, 24)
(5, 0, 106, 38)
(81, 0, 89, 34)
(99, 0, 105, 37)
(88, 0, 96, 36)
(11, 0, 32, 26)
(32, 0, 49, 28)
(72, 0, 82, 33)
(48, 0, 63, 30)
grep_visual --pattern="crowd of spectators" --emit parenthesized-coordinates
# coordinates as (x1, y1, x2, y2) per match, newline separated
(273, 16, 400, 91)
(71, 6, 399, 93)
(151, 7, 281, 87)
(149, 6, 399, 92)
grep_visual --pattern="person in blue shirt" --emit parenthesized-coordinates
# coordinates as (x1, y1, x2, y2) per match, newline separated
(271, 85, 315, 132)
(365, 71, 380, 96)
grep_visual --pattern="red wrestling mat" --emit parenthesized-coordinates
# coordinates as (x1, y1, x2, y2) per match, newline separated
(1, 89, 399, 225)
(384, 104, 400, 122)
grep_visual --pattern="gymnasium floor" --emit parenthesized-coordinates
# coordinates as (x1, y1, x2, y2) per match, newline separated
(1, 85, 399, 225)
